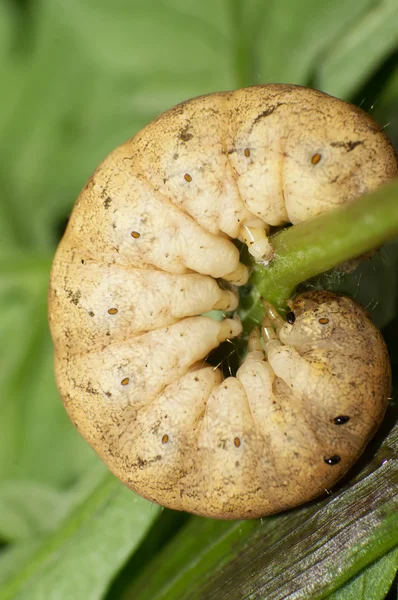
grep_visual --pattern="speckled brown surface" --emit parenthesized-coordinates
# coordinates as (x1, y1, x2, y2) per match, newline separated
(49, 85, 395, 519)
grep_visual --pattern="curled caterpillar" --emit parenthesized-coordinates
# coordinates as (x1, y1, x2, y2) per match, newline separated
(49, 85, 395, 519)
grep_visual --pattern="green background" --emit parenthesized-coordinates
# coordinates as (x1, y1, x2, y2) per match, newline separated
(0, 1, 397, 598)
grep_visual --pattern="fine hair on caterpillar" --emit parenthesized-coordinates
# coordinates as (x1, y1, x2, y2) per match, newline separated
(49, 84, 396, 519)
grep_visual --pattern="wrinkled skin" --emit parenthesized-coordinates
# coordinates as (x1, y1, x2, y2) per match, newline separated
(49, 85, 395, 519)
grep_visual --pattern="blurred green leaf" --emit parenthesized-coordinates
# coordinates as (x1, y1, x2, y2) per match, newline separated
(317, 0, 398, 98)
(372, 66, 398, 150)
(0, 472, 160, 600)
(54, 0, 232, 81)
(0, 460, 108, 543)
(0, 2, 12, 60)
(120, 516, 258, 599)
(0, 481, 64, 543)
(255, 0, 374, 87)
(0, 540, 42, 588)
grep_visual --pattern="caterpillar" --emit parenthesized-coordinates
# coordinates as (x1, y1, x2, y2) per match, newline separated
(49, 85, 396, 519)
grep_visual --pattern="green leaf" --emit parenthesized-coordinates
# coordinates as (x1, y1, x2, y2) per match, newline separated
(372, 67, 398, 151)
(0, 481, 65, 543)
(326, 548, 398, 600)
(120, 517, 259, 600)
(317, 0, 398, 98)
(0, 460, 109, 543)
(0, 473, 161, 600)
(255, 0, 375, 87)
(0, 2, 13, 60)
(53, 0, 232, 81)
(0, 540, 42, 588)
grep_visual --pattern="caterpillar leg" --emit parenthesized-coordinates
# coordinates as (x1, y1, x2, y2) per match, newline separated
(239, 224, 273, 263)
(262, 301, 285, 336)
(245, 301, 286, 355)
(261, 300, 286, 353)
(260, 304, 328, 399)
(247, 327, 262, 353)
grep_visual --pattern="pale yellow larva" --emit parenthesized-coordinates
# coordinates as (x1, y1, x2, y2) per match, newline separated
(49, 85, 395, 519)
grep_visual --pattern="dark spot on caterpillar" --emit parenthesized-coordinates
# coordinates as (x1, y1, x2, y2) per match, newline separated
(173, 152, 179, 160)
(88, 311, 95, 317)
(244, 148, 250, 157)
(311, 153, 321, 165)
(104, 196, 112, 209)
(162, 434, 169, 444)
(84, 381, 98, 395)
(286, 311, 296, 324)
(324, 455, 341, 465)
(319, 317, 329, 324)
(121, 377, 130, 386)
(330, 140, 364, 152)
(194, 377, 199, 382)
(108, 308, 118, 315)
(131, 231, 141, 239)
(252, 102, 285, 126)
(65, 288, 81, 306)
(235, 461, 240, 467)
(234, 437, 241, 448)
(179, 124, 193, 142)
(184, 173, 192, 182)
(333, 415, 350, 425)
(81, 259, 85, 264)
(105, 392, 112, 397)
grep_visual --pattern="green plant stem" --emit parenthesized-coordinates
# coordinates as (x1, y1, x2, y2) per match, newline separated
(241, 179, 398, 328)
